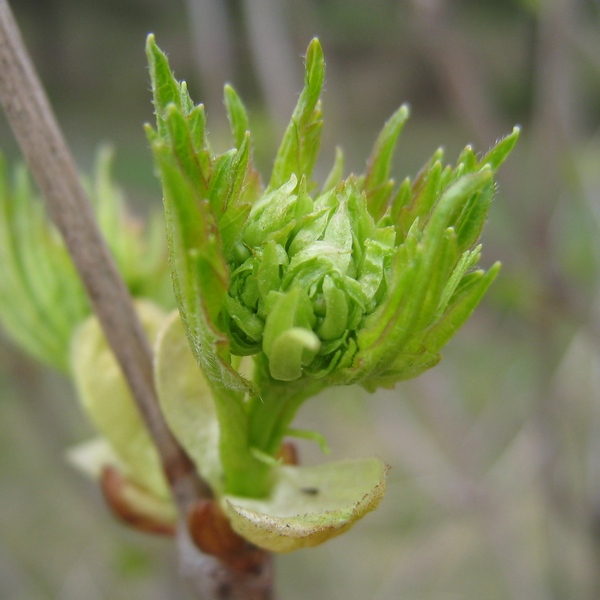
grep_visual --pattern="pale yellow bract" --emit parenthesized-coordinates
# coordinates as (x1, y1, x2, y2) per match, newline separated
(69, 300, 388, 553)
(222, 459, 388, 552)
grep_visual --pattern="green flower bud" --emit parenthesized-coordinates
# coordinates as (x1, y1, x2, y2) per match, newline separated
(147, 36, 517, 391)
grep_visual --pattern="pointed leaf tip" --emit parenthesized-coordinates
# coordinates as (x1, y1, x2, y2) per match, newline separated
(267, 38, 325, 191)
(363, 103, 411, 218)
(304, 38, 325, 103)
(224, 84, 250, 149)
(306, 38, 324, 70)
(146, 35, 182, 138)
(481, 126, 520, 171)
(145, 33, 164, 68)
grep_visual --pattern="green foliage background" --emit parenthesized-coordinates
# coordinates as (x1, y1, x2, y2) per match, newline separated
(1, 0, 600, 598)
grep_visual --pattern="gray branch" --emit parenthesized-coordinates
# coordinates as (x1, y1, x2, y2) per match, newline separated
(0, 0, 208, 514)
(0, 3, 282, 598)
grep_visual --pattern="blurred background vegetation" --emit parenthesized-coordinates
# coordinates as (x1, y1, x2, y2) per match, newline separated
(1, 0, 600, 598)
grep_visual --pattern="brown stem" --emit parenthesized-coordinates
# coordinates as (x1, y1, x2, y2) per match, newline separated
(178, 523, 276, 600)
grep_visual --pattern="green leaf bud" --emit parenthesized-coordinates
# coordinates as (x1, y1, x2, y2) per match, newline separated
(147, 35, 518, 501)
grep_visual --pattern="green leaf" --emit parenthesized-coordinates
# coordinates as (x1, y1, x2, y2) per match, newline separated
(423, 168, 493, 249)
(354, 169, 493, 382)
(0, 156, 89, 370)
(455, 144, 478, 171)
(361, 351, 441, 391)
(187, 104, 209, 158)
(413, 226, 459, 330)
(223, 294, 264, 345)
(256, 240, 283, 311)
(207, 150, 236, 214)
(150, 140, 246, 399)
(156, 311, 271, 497)
(424, 262, 501, 352)
(242, 175, 299, 248)
(164, 105, 209, 197)
(357, 234, 395, 308)
(224, 84, 250, 149)
(389, 177, 412, 229)
(316, 276, 348, 340)
(222, 458, 388, 552)
(146, 34, 183, 138)
(268, 38, 325, 192)
(362, 104, 409, 220)
(355, 225, 421, 360)
(454, 179, 494, 252)
(480, 126, 521, 171)
(435, 245, 481, 319)
(0, 146, 175, 371)
(396, 160, 443, 235)
(262, 287, 319, 381)
(151, 140, 224, 325)
(154, 311, 223, 492)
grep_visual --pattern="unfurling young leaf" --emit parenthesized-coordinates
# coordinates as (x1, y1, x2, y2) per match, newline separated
(144, 34, 518, 550)
(0, 34, 517, 555)
(0, 149, 173, 371)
